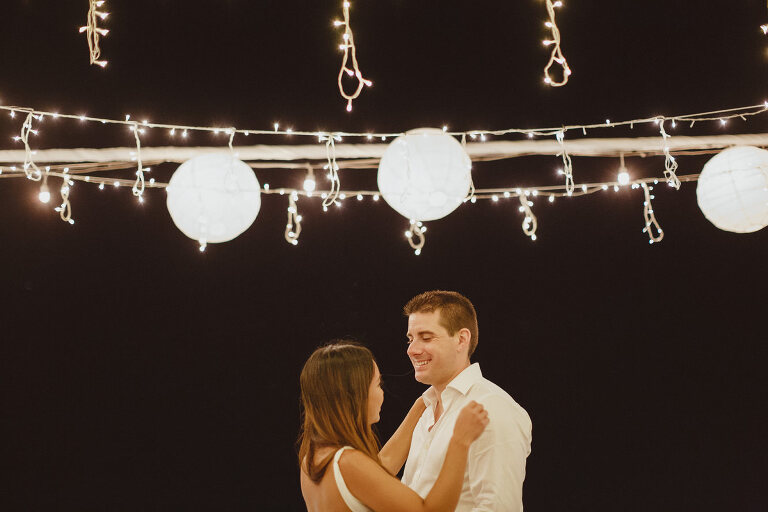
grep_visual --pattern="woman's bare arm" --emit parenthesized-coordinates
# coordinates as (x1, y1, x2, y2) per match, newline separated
(342, 401, 488, 512)
(379, 397, 426, 475)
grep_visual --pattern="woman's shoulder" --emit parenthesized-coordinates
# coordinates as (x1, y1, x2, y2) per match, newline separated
(336, 447, 379, 473)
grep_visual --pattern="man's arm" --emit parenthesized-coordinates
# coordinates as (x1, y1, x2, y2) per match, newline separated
(379, 397, 427, 475)
(467, 397, 532, 511)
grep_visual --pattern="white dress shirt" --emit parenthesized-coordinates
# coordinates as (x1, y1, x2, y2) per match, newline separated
(402, 363, 532, 512)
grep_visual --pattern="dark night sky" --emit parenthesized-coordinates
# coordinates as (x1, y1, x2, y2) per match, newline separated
(1, 1, 767, 511)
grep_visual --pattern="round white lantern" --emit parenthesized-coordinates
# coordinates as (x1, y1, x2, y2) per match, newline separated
(377, 128, 471, 222)
(697, 146, 768, 233)
(166, 153, 261, 244)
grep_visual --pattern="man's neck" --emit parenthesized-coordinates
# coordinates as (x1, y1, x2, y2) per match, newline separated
(432, 361, 471, 396)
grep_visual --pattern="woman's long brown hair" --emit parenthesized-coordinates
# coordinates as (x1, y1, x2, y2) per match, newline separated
(297, 342, 382, 482)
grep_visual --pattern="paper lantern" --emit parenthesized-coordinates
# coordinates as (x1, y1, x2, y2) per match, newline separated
(697, 146, 768, 233)
(377, 128, 471, 222)
(166, 154, 261, 244)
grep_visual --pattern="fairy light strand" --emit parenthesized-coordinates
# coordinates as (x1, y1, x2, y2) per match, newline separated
(518, 194, 538, 241)
(405, 220, 426, 255)
(20, 111, 42, 181)
(130, 123, 145, 198)
(79, 0, 109, 67)
(1, 102, 766, 141)
(54, 169, 75, 224)
(542, 0, 571, 86)
(641, 182, 664, 243)
(555, 130, 575, 195)
(658, 117, 681, 189)
(334, 1, 372, 112)
(285, 192, 302, 246)
(321, 134, 341, 208)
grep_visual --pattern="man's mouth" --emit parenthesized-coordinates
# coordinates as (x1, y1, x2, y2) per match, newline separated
(413, 359, 430, 368)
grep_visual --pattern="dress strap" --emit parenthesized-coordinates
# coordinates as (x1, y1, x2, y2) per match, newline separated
(332, 446, 372, 512)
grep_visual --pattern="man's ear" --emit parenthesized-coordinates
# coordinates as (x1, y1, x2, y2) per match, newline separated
(456, 328, 472, 354)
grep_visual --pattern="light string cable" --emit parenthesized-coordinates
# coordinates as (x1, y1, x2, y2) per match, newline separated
(130, 122, 145, 200)
(657, 117, 681, 189)
(461, 134, 477, 203)
(19, 111, 42, 181)
(641, 182, 663, 243)
(405, 220, 426, 256)
(518, 192, 538, 241)
(321, 134, 342, 209)
(1, 102, 767, 141)
(334, 1, 373, 112)
(54, 168, 75, 224)
(79, 0, 109, 67)
(284, 191, 302, 246)
(542, 0, 571, 86)
(555, 129, 575, 195)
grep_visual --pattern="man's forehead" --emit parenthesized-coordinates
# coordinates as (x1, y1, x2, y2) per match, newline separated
(407, 310, 443, 332)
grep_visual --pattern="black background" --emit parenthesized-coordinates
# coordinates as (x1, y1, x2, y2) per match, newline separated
(1, 1, 767, 511)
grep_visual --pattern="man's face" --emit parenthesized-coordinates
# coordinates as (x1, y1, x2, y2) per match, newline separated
(406, 310, 466, 389)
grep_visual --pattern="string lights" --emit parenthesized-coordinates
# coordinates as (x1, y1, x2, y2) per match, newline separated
(321, 134, 341, 208)
(405, 220, 426, 256)
(333, 1, 372, 112)
(130, 122, 145, 200)
(20, 111, 42, 181)
(2, 100, 768, 252)
(542, 0, 571, 86)
(555, 130, 575, 195)
(658, 117, 681, 189)
(518, 194, 538, 241)
(285, 192, 302, 245)
(54, 168, 75, 224)
(79, 0, 110, 67)
(640, 182, 663, 243)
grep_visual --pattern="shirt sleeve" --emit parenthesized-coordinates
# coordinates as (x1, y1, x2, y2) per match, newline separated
(467, 395, 532, 512)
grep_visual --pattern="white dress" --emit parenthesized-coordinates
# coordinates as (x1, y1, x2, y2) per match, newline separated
(332, 447, 373, 512)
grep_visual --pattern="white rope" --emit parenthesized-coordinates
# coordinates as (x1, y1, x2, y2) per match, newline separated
(641, 182, 663, 243)
(3, 132, 768, 163)
(542, 0, 571, 86)
(284, 192, 302, 246)
(555, 130, 574, 195)
(335, 1, 372, 112)
(79, 0, 109, 67)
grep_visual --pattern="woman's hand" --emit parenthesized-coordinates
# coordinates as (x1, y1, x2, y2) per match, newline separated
(451, 401, 489, 447)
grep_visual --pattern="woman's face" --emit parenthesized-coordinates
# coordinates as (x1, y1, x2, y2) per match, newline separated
(367, 362, 384, 424)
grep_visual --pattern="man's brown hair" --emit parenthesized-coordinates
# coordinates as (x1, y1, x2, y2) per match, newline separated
(403, 290, 479, 357)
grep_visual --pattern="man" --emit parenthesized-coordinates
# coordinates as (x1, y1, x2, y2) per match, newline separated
(402, 290, 532, 511)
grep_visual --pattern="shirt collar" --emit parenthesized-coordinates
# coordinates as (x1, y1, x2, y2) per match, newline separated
(421, 363, 483, 407)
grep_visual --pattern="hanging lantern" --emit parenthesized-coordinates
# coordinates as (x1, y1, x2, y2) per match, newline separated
(166, 154, 261, 245)
(377, 128, 471, 222)
(697, 146, 768, 233)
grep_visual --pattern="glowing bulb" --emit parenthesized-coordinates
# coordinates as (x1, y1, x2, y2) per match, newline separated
(548, 195, 555, 203)
(38, 186, 51, 204)
(617, 171, 630, 185)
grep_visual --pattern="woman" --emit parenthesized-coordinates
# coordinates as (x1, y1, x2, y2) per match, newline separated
(298, 341, 488, 512)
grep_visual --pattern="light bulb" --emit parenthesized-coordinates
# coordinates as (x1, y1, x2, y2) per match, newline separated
(617, 171, 630, 185)
(38, 187, 50, 204)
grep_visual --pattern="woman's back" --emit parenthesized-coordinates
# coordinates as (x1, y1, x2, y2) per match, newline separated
(300, 446, 370, 512)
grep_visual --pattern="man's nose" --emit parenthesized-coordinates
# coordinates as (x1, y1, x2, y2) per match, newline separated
(407, 341, 421, 356)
